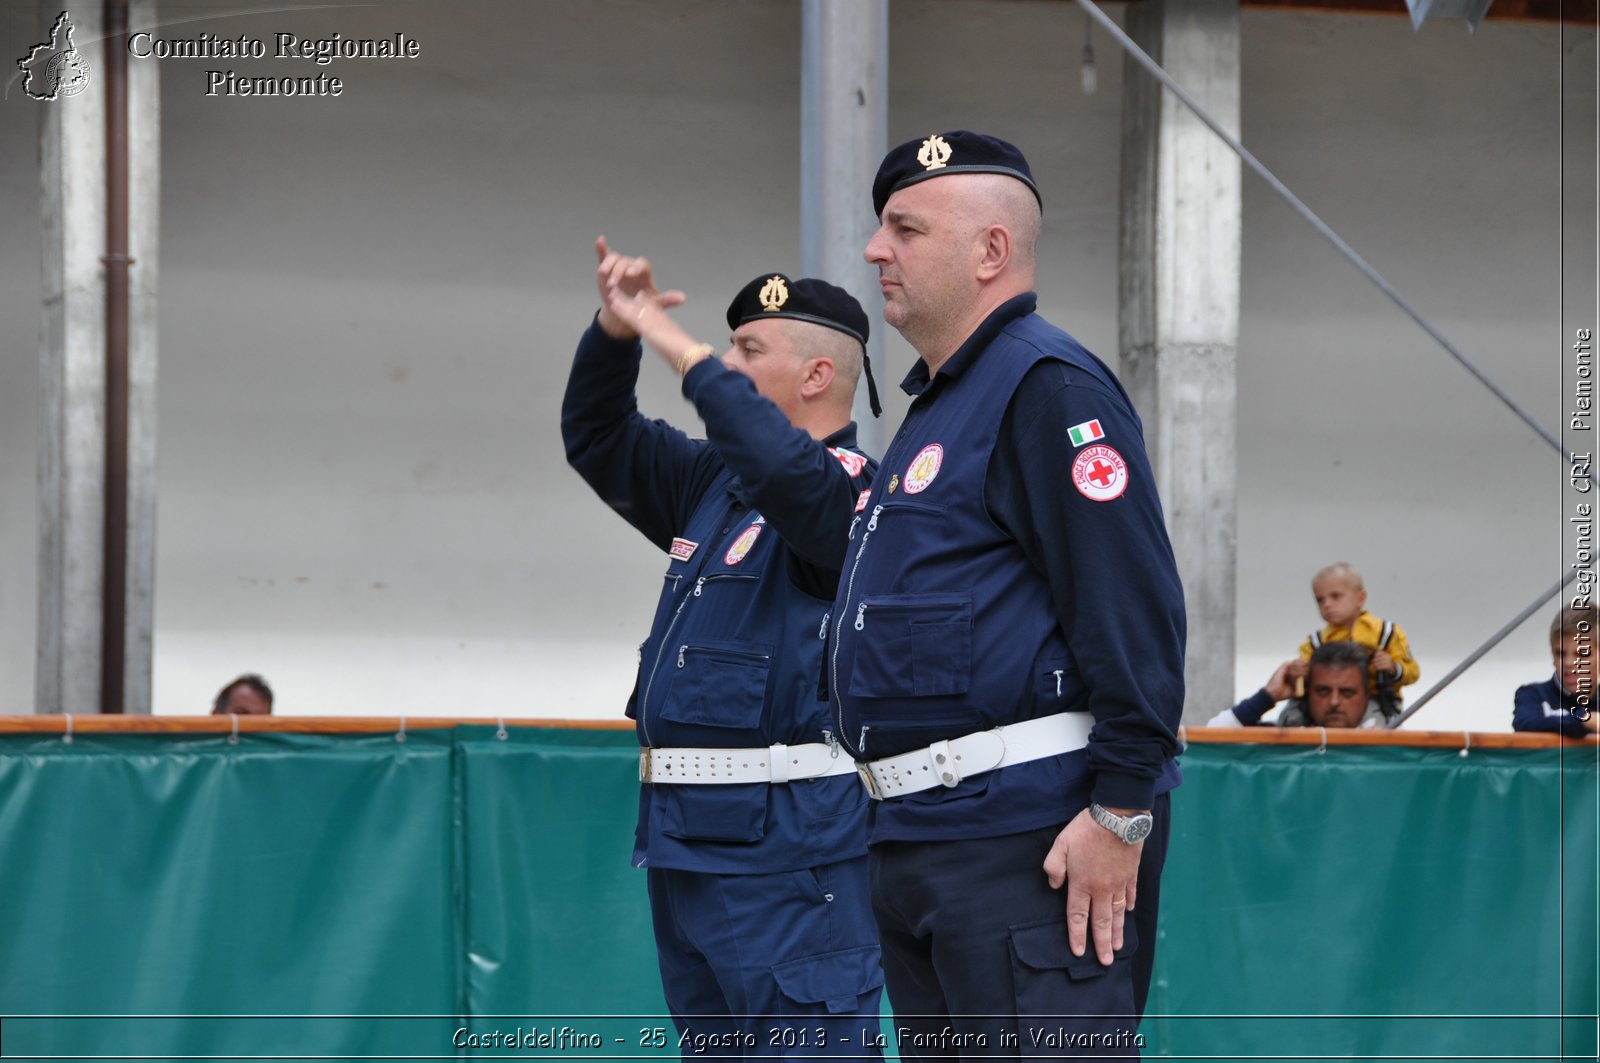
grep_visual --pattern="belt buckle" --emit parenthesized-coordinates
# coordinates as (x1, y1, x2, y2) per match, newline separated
(639, 748, 652, 783)
(856, 763, 883, 801)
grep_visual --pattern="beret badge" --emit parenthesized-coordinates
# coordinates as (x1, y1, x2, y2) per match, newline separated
(759, 276, 790, 312)
(917, 134, 953, 172)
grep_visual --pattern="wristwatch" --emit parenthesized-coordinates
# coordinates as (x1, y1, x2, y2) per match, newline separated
(1089, 803, 1153, 845)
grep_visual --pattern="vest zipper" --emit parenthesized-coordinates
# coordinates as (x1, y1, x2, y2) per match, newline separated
(639, 572, 759, 745)
(831, 503, 884, 758)
(678, 644, 770, 668)
(639, 576, 700, 747)
(694, 571, 758, 595)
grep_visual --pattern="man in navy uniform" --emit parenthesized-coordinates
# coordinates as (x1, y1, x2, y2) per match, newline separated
(827, 133, 1186, 1056)
(563, 238, 883, 1058)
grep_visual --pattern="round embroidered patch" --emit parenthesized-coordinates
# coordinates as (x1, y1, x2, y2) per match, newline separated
(724, 523, 763, 565)
(1071, 445, 1128, 502)
(903, 444, 944, 495)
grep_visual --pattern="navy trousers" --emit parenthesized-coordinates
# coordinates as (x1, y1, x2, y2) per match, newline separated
(647, 855, 885, 1060)
(869, 795, 1171, 1060)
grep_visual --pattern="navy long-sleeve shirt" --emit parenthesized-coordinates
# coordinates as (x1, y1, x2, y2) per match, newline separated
(985, 343, 1185, 809)
(1512, 676, 1592, 738)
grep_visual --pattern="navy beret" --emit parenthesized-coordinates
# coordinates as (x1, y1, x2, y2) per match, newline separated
(871, 131, 1041, 218)
(725, 273, 869, 347)
(724, 273, 881, 417)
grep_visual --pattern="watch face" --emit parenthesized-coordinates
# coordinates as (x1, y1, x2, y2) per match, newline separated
(1123, 815, 1153, 844)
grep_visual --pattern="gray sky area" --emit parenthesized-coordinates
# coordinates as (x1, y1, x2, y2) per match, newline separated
(1, 1, 1595, 731)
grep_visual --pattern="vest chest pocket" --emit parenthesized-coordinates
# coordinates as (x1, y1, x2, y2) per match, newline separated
(659, 641, 773, 735)
(847, 594, 972, 699)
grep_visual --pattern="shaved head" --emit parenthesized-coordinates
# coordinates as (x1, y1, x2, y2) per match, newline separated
(866, 173, 1041, 366)
(964, 173, 1042, 267)
(779, 318, 863, 411)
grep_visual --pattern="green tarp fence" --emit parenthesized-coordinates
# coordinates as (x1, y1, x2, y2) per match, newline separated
(0, 726, 1594, 1061)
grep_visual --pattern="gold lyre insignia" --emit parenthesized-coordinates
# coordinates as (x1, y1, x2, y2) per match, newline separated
(759, 276, 789, 312)
(917, 135, 952, 171)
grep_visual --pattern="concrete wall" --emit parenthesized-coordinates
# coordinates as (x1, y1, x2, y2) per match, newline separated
(0, 1, 1593, 730)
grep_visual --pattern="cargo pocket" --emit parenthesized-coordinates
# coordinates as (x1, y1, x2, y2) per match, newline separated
(1008, 919, 1139, 1054)
(659, 640, 772, 738)
(657, 783, 769, 844)
(771, 944, 885, 1016)
(848, 594, 973, 700)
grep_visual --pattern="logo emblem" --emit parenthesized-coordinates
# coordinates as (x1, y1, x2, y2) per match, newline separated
(723, 523, 763, 566)
(758, 276, 789, 312)
(887, 474, 899, 494)
(669, 537, 698, 562)
(18, 12, 91, 101)
(1071, 445, 1129, 502)
(903, 444, 943, 495)
(917, 135, 952, 172)
(855, 489, 871, 513)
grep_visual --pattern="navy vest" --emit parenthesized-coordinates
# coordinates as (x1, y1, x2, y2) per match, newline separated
(830, 314, 1109, 842)
(631, 461, 870, 874)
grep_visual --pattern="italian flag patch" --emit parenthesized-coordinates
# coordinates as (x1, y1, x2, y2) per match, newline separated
(1067, 419, 1105, 447)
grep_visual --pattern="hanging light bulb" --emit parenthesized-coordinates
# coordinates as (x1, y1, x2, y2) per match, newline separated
(1080, 11, 1097, 95)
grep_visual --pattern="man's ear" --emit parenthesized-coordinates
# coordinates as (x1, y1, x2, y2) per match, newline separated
(974, 223, 1013, 281)
(800, 357, 835, 400)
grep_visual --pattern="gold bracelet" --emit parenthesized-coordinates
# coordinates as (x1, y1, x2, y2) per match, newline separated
(676, 342, 713, 376)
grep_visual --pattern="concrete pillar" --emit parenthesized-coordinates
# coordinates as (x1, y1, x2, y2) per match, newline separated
(1118, 0, 1240, 723)
(125, 0, 162, 712)
(800, 0, 888, 456)
(36, 1, 160, 713)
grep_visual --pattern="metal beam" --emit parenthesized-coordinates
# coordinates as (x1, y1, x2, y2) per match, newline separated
(1016, 0, 1599, 25)
(1235, 0, 1598, 21)
(800, 0, 889, 456)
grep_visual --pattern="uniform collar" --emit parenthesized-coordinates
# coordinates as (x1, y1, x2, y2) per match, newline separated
(899, 292, 1038, 398)
(824, 421, 861, 450)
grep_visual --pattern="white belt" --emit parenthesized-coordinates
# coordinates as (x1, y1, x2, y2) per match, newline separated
(640, 742, 857, 785)
(857, 712, 1093, 800)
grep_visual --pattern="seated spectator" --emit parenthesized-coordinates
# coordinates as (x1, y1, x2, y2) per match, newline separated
(1513, 604, 1600, 736)
(212, 674, 273, 716)
(1286, 562, 1418, 720)
(1211, 642, 1387, 730)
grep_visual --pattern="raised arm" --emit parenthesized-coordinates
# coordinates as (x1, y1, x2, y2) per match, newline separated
(687, 362, 871, 577)
(559, 238, 717, 550)
(601, 263, 873, 581)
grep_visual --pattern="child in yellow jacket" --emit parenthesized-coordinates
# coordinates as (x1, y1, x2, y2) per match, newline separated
(1286, 562, 1420, 701)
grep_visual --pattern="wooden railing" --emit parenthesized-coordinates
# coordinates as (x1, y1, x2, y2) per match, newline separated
(0, 715, 1592, 751)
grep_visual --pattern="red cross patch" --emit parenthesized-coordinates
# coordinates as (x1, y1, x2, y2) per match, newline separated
(1071, 444, 1128, 502)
